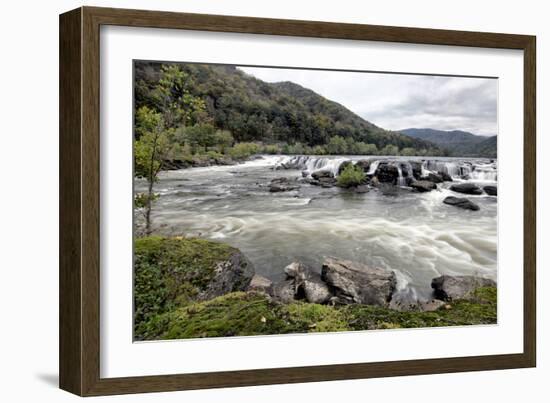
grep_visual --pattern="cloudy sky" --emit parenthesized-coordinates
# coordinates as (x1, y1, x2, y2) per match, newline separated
(239, 66, 498, 136)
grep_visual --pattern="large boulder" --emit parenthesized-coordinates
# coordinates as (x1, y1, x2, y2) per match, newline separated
(247, 274, 274, 295)
(443, 196, 480, 211)
(410, 180, 437, 192)
(321, 257, 396, 306)
(375, 163, 399, 184)
(450, 183, 483, 195)
(431, 275, 496, 301)
(484, 185, 497, 196)
(201, 251, 256, 300)
(268, 177, 300, 192)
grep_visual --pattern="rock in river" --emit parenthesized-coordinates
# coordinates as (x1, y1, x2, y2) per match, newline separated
(269, 177, 299, 192)
(484, 185, 497, 196)
(375, 163, 399, 184)
(422, 172, 444, 183)
(443, 196, 480, 211)
(410, 180, 437, 192)
(431, 275, 496, 301)
(311, 170, 334, 180)
(450, 183, 483, 195)
(321, 257, 396, 306)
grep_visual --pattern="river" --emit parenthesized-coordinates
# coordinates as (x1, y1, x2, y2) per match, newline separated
(136, 155, 498, 299)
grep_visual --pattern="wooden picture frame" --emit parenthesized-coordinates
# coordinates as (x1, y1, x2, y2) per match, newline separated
(59, 6, 536, 396)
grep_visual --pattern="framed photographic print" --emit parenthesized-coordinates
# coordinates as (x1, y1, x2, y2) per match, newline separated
(59, 6, 536, 396)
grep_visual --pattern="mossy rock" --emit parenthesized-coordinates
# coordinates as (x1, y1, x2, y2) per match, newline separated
(134, 236, 254, 339)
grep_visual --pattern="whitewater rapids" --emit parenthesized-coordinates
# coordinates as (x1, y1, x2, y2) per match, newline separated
(136, 155, 497, 298)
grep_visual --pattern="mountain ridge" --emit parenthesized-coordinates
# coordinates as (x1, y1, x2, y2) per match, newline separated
(135, 62, 444, 155)
(400, 128, 497, 158)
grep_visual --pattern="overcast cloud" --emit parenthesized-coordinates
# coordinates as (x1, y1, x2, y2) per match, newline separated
(239, 66, 497, 136)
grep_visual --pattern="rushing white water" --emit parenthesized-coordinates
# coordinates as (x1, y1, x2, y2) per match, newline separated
(137, 155, 497, 298)
(274, 154, 497, 182)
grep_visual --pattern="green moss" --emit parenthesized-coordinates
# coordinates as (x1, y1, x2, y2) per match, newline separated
(137, 285, 497, 341)
(285, 303, 350, 333)
(140, 292, 292, 340)
(134, 236, 238, 339)
(342, 286, 497, 330)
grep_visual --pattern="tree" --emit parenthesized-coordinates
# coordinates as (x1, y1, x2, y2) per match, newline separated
(152, 65, 207, 128)
(400, 147, 416, 156)
(134, 106, 170, 235)
(214, 130, 234, 153)
(182, 123, 217, 153)
(380, 144, 399, 156)
(326, 136, 347, 154)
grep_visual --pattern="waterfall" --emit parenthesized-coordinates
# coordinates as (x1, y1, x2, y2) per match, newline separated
(272, 155, 497, 183)
(395, 165, 406, 186)
(367, 160, 380, 175)
(274, 155, 349, 177)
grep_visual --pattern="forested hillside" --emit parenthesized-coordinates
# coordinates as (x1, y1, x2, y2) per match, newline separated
(134, 61, 444, 159)
(400, 128, 497, 158)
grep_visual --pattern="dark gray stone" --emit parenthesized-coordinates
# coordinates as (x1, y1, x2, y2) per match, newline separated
(484, 185, 497, 196)
(450, 183, 483, 195)
(410, 180, 437, 192)
(443, 196, 480, 211)
(268, 177, 300, 192)
(375, 163, 399, 184)
(311, 170, 334, 180)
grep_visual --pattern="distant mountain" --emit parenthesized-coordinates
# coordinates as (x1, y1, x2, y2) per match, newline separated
(135, 62, 443, 154)
(400, 128, 497, 158)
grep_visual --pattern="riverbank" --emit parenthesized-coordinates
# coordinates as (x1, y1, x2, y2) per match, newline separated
(134, 236, 497, 341)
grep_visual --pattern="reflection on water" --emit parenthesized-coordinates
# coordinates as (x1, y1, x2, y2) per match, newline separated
(136, 155, 497, 298)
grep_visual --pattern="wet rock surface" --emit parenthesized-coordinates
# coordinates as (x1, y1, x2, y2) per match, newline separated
(450, 183, 483, 195)
(443, 196, 480, 211)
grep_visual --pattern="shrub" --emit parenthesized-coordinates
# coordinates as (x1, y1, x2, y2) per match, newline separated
(337, 164, 366, 188)
(262, 144, 281, 154)
(228, 142, 260, 159)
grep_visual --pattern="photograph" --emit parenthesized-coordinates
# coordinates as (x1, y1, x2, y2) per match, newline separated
(132, 60, 498, 341)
